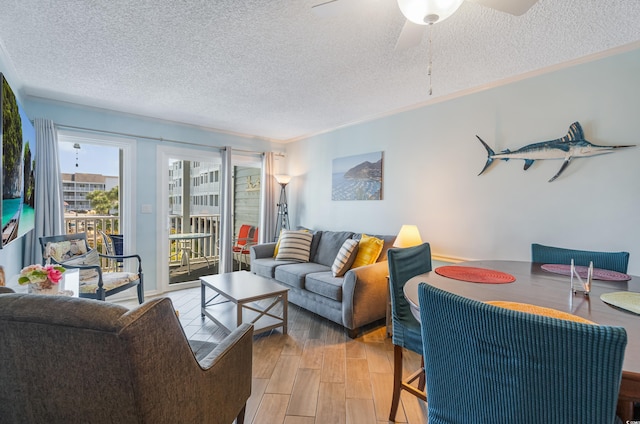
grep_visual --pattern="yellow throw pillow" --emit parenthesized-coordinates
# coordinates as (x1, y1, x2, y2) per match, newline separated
(351, 234, 384, 269)
(273, 231, 283, 258)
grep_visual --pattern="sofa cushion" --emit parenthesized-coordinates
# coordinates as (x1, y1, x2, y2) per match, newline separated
(352, 234, 384, 268)
(252, 258, 297, 279)
(79, 271, 139, 294)
(331, 239, 359, 277)
(305, 272, 343, 302)
(275, 262, 331, 290)
(309, 231, 322, 261)
(275, 230, 313, 262)
(353, 233, 396, 263)
(312, 231, 354, 267)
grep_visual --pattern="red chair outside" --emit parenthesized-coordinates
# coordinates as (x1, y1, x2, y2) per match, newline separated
(232, 225, 254, 270)
(240, 227, 259, 270)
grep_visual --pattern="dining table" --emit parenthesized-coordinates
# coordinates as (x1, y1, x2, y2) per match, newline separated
(403, 260, 640, 420)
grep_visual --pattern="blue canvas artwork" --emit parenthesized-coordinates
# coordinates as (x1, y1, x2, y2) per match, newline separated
(332, 152, 383, 201)
(1, 74, 37, 248)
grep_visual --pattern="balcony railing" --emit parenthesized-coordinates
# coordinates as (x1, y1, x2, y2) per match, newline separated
(169, 215, 220, 269)
(64, 214, 221, 271)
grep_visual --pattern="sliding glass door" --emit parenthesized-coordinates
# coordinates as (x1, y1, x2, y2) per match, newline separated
(157, 146, 263, 291)
(57, 131, 135, 272)
(158, 147, 221, 289)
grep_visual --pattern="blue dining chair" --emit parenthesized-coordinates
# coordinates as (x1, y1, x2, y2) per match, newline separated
(417, 282, 627, 424)
(531, 243, 630, 273)
(387, 242, 431, 421)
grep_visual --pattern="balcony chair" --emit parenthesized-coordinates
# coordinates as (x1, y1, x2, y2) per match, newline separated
(40, 232, 144, 303)
(99, 230, 124, 270)
(232, 224, 254, 271)
(0, 293, 253, 424)
(239, 227, 259, 270)
(417, 282, 627, 424)
(531, 243, 630, 273)
(387, 242, 432, 421)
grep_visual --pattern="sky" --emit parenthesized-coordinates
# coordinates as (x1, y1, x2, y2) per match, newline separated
(58, 142, 119, 176)
(332, 151, 383, 174)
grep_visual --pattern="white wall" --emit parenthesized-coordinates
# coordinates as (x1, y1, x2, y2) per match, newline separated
(286, 47, 640, 274)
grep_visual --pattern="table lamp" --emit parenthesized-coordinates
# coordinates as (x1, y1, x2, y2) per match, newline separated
(393, 225, 423, 248)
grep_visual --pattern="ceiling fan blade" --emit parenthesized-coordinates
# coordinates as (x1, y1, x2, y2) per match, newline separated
(311, 0, 358, 18)
(394, 19, 426, 50)
(469, 0, 538, 16)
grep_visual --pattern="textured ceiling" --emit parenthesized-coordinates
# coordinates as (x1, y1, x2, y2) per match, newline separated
(0, 0, 639, 142)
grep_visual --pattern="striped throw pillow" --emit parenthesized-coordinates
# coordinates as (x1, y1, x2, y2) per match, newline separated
(331, 239, 359, 277)
(275, 230, 313, 262)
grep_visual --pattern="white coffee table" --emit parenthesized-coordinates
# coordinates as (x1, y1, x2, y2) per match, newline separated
(201, 271, 289, 335)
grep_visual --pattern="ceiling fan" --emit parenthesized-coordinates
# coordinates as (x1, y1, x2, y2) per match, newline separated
(312, 0, 539, 50)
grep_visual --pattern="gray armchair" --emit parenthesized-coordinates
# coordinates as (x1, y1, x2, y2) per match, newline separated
(0, 293, 253, 424)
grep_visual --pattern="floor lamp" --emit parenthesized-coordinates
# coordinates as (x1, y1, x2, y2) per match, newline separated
(274, 174, 291, 241)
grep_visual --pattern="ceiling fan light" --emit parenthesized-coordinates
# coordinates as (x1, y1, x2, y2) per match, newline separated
(397, 0, 464, 24)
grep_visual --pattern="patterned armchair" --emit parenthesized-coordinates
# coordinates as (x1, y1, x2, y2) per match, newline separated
(39, 232, 144, 303)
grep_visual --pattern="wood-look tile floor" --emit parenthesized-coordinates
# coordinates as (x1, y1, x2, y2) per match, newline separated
(117, 287, 427, 424)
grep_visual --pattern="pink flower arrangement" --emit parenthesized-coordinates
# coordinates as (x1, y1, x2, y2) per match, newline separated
(18, 264, 66, 289)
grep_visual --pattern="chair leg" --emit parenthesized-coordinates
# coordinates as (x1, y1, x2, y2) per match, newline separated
(389, 344, 403, 421)
(389, 345, 427, 422)
(418, 356, 425, 391)
(236, 404, 246, 424)
(137, 283, 144, 304)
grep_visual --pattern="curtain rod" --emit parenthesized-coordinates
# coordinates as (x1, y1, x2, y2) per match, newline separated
(55, 123, 285, 157)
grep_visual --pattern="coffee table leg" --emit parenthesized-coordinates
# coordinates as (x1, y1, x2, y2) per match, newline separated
(237, 302, 243, 330)
(201, 281, 205, 317)
(282, 292, 288, 334)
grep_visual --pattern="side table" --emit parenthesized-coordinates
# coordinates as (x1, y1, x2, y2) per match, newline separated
(6, 268, 80, 297)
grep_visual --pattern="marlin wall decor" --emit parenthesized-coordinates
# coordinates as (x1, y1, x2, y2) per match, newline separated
(476, 122, 635, 182)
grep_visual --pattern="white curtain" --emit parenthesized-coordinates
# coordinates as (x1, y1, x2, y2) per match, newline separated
(219, 146, 234, 273)
(259, 152, 276, 244)
(23, 119, 64, 265)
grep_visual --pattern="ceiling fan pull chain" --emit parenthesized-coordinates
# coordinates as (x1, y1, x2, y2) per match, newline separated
(428, 23, 433, 96)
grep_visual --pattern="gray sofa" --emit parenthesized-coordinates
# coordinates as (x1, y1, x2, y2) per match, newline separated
(250, 230, 395, 338)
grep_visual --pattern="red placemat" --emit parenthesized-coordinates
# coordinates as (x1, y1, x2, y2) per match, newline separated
(541, 264, 631, 281)
(435, 266, 516, 284)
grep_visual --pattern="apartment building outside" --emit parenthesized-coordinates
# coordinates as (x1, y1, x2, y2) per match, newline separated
(62, 173, 118, 212)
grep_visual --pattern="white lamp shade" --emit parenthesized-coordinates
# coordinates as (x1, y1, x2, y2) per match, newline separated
(393, 225, 423, 248)
(274, 174, 291, 185)
(397, 0, 464, 24)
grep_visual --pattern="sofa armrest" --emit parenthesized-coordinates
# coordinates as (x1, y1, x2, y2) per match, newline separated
(250, 242, 276, 261)
(341, 261, 390, 330)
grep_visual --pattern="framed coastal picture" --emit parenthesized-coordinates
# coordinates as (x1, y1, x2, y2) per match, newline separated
(332, 151, 383, 201)
(1, 73, 37, 248)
